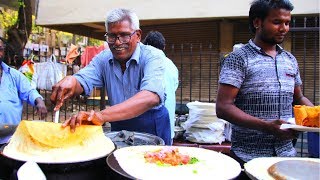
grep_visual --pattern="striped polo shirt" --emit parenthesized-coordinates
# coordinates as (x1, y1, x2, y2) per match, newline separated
(219, 39, 301, 162)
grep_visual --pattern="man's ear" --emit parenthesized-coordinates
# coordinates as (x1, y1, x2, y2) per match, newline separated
(136, 29, 142, 42)
(253, 17, 261, 29)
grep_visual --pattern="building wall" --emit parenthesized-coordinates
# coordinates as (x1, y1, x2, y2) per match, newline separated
(141, 21, 220, 103)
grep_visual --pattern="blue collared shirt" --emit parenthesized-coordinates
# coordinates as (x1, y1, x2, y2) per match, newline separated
(163, 57, 179, 139)
(0, 62, 42, 143)
(74, 43, 166, 107)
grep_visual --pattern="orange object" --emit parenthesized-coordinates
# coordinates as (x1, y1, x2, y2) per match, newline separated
(294, 105, 320, 127)
(66, 44, 80, 64)
(81, 45, 105, 67)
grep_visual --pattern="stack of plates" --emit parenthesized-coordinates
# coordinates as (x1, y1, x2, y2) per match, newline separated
(182, 101, 226, 144)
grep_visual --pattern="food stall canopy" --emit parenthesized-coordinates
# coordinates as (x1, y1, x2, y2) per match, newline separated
(35, 0, 319, 40)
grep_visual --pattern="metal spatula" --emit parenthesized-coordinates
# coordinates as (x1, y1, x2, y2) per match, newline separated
(54, 110, 60, 123)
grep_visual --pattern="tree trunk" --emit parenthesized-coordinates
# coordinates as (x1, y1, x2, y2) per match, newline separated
(4, 0, 32, 67)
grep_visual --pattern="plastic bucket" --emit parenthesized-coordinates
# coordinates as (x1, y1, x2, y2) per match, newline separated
(307, 132, 319, 158)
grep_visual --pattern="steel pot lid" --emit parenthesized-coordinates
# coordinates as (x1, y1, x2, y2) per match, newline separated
(105, 130, 165, 149)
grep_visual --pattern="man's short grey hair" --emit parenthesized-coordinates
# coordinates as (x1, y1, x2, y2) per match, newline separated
(105, 8, 140, 32)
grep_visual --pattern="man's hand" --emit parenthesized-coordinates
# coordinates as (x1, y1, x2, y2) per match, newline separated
(35, 97, 47, 120)
(62, 110, 105, 132)
(50, 76, 82, 111)
(267, 119, 300, 140)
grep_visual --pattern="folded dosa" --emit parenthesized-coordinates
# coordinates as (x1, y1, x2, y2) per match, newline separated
(294, 105, 320, 127)
(3, 120, 115, 163)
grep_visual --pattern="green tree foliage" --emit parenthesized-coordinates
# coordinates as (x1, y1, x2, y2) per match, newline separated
(88, 38, 104, 46)
(0, 8, 40, 41)
(0, 9, 18, 30)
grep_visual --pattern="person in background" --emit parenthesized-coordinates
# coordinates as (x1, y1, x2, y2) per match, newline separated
(0, 39, 48, 179)
(143, 31, 179, 144)
(216, 0, 313, 166)
(0, 39, 48, 145)
(50, 8, 171, 145)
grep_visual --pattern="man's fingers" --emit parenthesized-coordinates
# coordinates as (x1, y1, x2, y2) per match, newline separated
(50, 85, 58, 104)
(62, 118, 71, 127)
(63, 90, 74, 102)
(69, 114, 78, 132)
(87, 110, 95, 121)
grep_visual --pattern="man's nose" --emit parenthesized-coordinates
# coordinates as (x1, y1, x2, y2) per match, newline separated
(279, 23, 288, 32)
(114, 37, 122, 45)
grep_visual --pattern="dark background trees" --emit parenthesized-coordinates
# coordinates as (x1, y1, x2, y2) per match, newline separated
(3, 0, 32, 67)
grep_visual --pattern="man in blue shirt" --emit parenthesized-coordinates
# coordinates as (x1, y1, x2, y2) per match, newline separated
(50, 8, 171, 145)
(0, 39, 48, 146)
(143, 31, 179, 144)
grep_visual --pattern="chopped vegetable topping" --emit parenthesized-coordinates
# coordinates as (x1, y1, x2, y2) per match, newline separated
(189, 157, 199, 164)
(192, 169, 198, 174)
(144, 148, 199, 166)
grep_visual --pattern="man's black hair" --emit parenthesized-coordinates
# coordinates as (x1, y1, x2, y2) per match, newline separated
(143, 31, 166, 51)
(249, 0, 294, 34)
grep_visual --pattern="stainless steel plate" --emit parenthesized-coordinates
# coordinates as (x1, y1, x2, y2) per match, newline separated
(105, 131, 165, 149)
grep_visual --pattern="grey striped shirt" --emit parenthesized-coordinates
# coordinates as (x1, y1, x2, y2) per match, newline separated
(219, 40, 301, 162)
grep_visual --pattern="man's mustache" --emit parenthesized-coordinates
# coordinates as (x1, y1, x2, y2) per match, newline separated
(111, 45, 129, 49)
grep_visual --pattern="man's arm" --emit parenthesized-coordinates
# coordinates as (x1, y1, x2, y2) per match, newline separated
(51, 76, 84, 111)
(216, 83, 298, 140)
(216, 84, 270, 132)
(99, 90, 160, 122)
(63, 90, 160, 130)
(293, 86, 314, 106)
(34, 97, 47, 119)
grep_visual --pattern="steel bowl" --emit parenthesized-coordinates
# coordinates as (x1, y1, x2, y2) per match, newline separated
(173, 126, 185, 140)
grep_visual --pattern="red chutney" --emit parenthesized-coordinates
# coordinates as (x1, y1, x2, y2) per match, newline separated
(144, 147, 191, 166)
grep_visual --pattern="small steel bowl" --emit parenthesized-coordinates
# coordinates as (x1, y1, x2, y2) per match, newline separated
(173, 126, 185, 140)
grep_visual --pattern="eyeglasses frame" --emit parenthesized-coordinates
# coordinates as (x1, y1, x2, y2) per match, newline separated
(104, 31, 136, 44)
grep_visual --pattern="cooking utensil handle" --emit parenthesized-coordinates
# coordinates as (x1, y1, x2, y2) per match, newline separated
(54, 110, 60, 123)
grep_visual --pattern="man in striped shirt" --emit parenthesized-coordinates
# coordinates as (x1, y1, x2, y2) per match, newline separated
(216, 0, 314, 166)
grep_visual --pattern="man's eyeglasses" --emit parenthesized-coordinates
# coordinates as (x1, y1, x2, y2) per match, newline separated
(104, 31, 136, 44)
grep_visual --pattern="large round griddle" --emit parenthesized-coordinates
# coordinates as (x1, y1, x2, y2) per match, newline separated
(244, 157, 320, 180)
(0, 124, 17, 138)
(0, 143, 114, 173)
(105, 131, 165, 179)
(106, 153, 134, 180)
(109, 145, 242, 180)
(268, 160, 320, 180)
(0, 143, 116, 180)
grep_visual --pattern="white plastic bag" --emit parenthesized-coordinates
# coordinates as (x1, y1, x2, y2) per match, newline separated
(36, 55, 67, 90)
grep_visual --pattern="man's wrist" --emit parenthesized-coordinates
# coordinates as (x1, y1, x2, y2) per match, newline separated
(34, 97, 43, 105)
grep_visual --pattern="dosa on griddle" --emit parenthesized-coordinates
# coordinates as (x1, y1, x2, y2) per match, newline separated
(25, 120, 99, 148)
(268, 160, 320, 180)
(3, 120, 115, 163)
(114, 145, 241, 180)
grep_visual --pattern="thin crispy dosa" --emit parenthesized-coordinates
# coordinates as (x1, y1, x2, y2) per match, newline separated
(114, 146, 241, 180)
(268, 160, 320, 180)
(3, 120, 115, 163)
(294, 105, 320, 127)
(25, 120, 99, 148)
